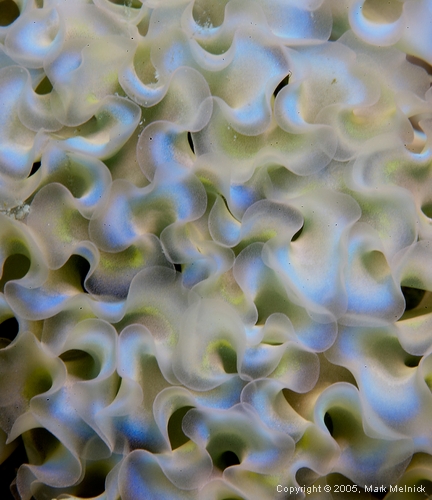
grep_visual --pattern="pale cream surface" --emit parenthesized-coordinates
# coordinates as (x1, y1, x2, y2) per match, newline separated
(0, 0, 432, 499)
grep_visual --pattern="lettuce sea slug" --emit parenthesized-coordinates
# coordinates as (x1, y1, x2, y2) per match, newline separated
(0, 0, 432, 498)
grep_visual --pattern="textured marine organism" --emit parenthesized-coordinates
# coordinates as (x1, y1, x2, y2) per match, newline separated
(1, 0, 432, 499)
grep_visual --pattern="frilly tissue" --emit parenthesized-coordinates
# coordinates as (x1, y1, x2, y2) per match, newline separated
(1, 0, 432, 499)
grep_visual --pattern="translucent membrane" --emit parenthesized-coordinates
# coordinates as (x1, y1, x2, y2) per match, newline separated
(0, 0, 432, 499)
